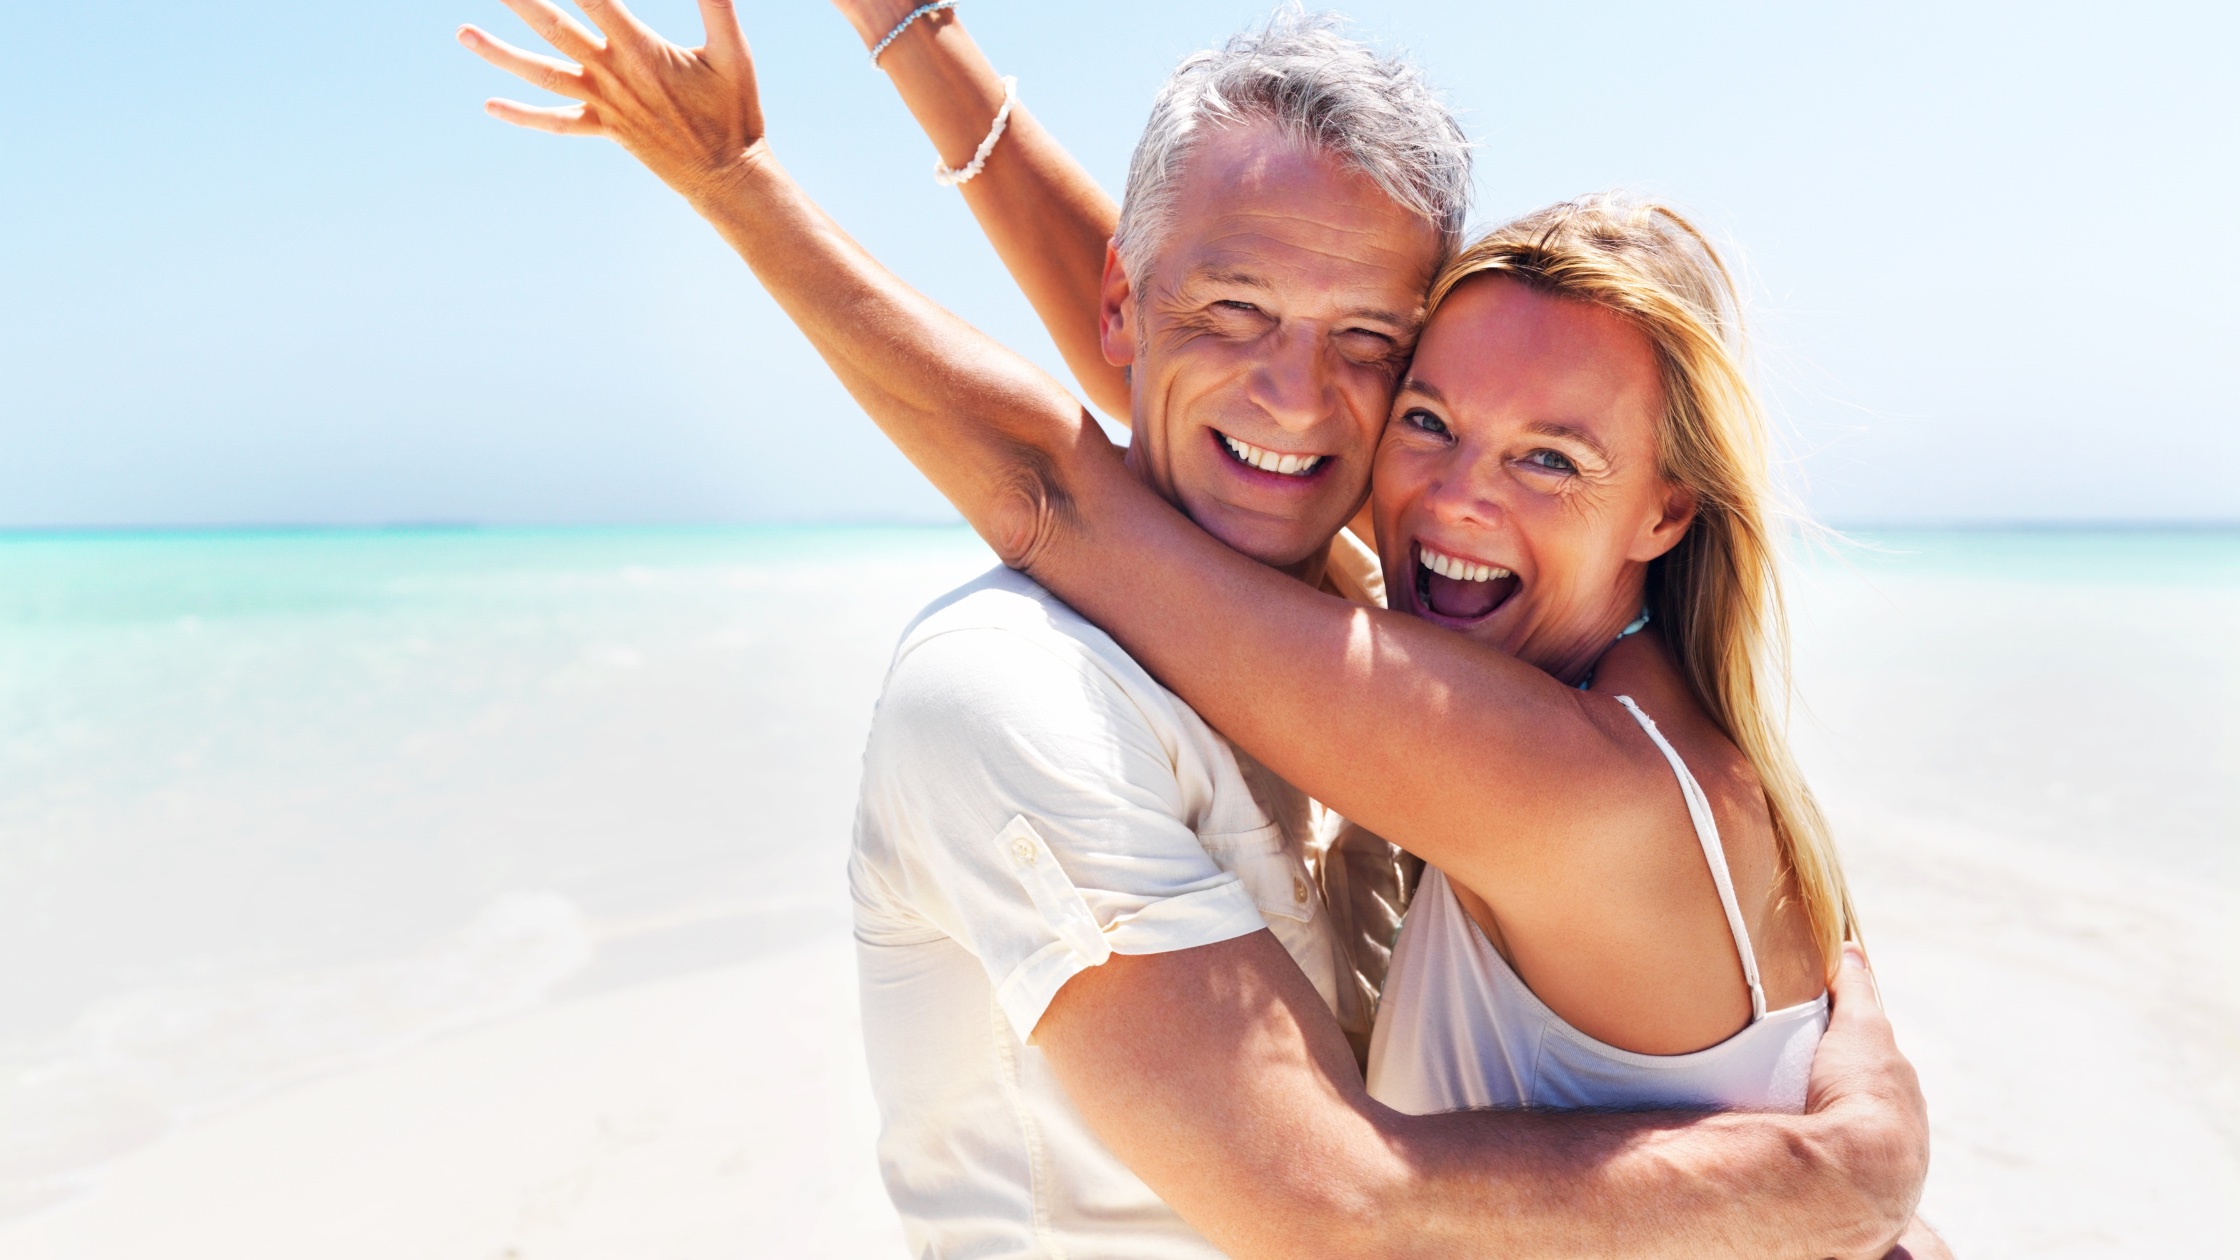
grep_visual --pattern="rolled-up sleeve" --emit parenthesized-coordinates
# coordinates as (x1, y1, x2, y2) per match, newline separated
(854, 625, 1268, 1041)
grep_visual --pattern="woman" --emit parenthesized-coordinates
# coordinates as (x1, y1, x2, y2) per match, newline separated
(1353, 197, 1840, 1111)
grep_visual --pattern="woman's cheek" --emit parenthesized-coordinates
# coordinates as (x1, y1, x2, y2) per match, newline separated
(1384, 448, 1445, 504)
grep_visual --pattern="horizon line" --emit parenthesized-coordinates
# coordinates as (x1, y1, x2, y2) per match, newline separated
(0, 517, 2236, 541)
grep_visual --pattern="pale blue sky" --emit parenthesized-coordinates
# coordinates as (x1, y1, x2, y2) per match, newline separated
(3, 1, 2233, 527)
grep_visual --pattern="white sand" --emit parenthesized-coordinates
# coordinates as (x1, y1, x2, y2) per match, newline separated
(1838, 809, 2237, 1254)
(0, 934, 904, 1260)
(3, 532, 2233, 1257)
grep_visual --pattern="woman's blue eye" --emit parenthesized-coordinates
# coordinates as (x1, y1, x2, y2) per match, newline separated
(1403, 408, 1450, 437)
(1524, 449, 1577, 473)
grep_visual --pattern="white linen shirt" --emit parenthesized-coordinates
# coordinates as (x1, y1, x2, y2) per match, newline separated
(851, 547, 1380, 1259)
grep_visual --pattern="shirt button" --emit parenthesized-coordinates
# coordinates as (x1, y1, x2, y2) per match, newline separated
(1292, 875, 1309, 903)
(1013, 838, 1036, 865)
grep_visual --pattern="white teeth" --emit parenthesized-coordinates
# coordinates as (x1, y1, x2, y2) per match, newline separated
(1419, 544, 1512, 584)
(1223, 434, 1325, 477)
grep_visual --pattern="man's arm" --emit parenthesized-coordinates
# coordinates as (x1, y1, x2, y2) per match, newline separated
(1035, 931, 1924, 1260)
(831, 1, 1129, 419)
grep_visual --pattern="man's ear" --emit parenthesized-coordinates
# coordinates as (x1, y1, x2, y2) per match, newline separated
(1098, 243, 1139, 370)
(1628, 479, 1699, 562)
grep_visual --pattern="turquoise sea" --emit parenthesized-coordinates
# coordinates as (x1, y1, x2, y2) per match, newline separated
(1, 524, 2235, 1220)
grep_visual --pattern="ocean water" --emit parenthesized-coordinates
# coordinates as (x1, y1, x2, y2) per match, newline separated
(1785, 528, 2239, 887)
(0, 525, 1001, 1219)
(0, 524, 2233, 1221)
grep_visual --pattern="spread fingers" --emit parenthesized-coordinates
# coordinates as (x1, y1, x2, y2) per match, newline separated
(483, 98, 605, 137)
(493, 0, 604, 60)
(458, 26, 591, 100)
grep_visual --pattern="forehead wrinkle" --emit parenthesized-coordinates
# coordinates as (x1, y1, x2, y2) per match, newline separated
(1176, 186, 1433, 256)
(1189, 267, 1273, 291)
(1195, 203, 1430, 263)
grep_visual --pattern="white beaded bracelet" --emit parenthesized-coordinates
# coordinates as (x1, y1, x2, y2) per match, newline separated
(869, 0, 959, 66)
(933, 75, 1018, 188)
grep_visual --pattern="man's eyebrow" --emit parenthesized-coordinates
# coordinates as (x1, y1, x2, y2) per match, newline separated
(1181, 268, 1417, 330)
(1187, 267, 1273, 292)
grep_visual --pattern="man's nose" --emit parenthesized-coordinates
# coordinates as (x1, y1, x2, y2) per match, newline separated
(1245, 325, 1333, 435)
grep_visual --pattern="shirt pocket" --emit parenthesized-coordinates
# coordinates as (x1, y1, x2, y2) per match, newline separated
(1200, 823, 1317, 925)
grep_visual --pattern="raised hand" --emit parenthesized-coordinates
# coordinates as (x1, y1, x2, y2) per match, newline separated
(458, 0, 762, 200)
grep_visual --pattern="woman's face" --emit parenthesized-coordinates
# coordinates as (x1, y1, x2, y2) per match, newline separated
(1370, 274, 1696, 682)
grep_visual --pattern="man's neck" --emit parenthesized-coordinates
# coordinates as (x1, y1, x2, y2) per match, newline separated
(1280, 544, 1331, 591)
(1125, 446, 1331, 590)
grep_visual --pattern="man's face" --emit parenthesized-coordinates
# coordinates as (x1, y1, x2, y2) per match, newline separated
(1099, 123, 1445, 572)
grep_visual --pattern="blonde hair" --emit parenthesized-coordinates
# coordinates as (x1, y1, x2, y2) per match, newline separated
(1425, 192, 1856, 970)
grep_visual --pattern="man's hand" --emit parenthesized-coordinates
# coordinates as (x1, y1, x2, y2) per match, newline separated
(1808, 943, 1934, 1256)
(459, 0, 762, 201)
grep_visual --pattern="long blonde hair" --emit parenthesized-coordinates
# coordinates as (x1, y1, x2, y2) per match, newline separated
(1426, 193, 1856, 970)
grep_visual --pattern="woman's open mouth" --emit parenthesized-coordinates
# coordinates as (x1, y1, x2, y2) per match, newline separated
(1414, 541, 1520, 622)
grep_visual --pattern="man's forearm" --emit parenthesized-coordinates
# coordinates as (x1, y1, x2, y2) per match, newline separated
(841, 6, 1128, 417)
(1358, 949, 1928, 1259)
(1041, 938, 1924, 1260)
(1365, 1103, 1914, 1260)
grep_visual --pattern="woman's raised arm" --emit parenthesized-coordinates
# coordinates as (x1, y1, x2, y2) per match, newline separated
(460, 0, 1109, 563)
(832, 1, 1129, 420)
(459, 0, 1668, 901)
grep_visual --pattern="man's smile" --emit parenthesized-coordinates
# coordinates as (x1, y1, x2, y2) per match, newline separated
(1215, 430, 1330, 478)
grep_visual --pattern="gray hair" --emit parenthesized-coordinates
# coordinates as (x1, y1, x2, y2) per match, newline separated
(1111, 7, 1473, 279)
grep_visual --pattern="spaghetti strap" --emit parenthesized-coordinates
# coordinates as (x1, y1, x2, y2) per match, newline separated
(1612, 696, 1768, 1022)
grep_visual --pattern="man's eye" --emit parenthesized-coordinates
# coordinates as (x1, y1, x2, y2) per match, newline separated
(1402, 408, 1450, 437)
(1523, 449, 1577, 473)
(1214, 300, 1262, 315)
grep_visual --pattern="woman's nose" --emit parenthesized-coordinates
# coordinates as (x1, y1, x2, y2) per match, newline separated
(1423, 463, 1504, 529)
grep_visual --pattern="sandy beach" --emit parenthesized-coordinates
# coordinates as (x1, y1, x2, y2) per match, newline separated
(1, 527, 2233, 1258)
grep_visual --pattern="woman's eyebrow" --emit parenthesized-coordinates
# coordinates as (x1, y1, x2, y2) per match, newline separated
(1523, 420, 1613, 461)
(1348, 306, 1418, 333)
(1398, 376, 1447, 403)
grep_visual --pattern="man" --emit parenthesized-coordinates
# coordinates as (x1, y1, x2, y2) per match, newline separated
(458, 2, 1937, 1256)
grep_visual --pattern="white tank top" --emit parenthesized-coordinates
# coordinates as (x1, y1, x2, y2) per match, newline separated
(1365, 696, 1829, 1114)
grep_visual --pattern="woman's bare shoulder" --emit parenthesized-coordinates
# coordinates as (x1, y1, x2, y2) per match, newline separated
(1593, 634, 1826, 1007)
